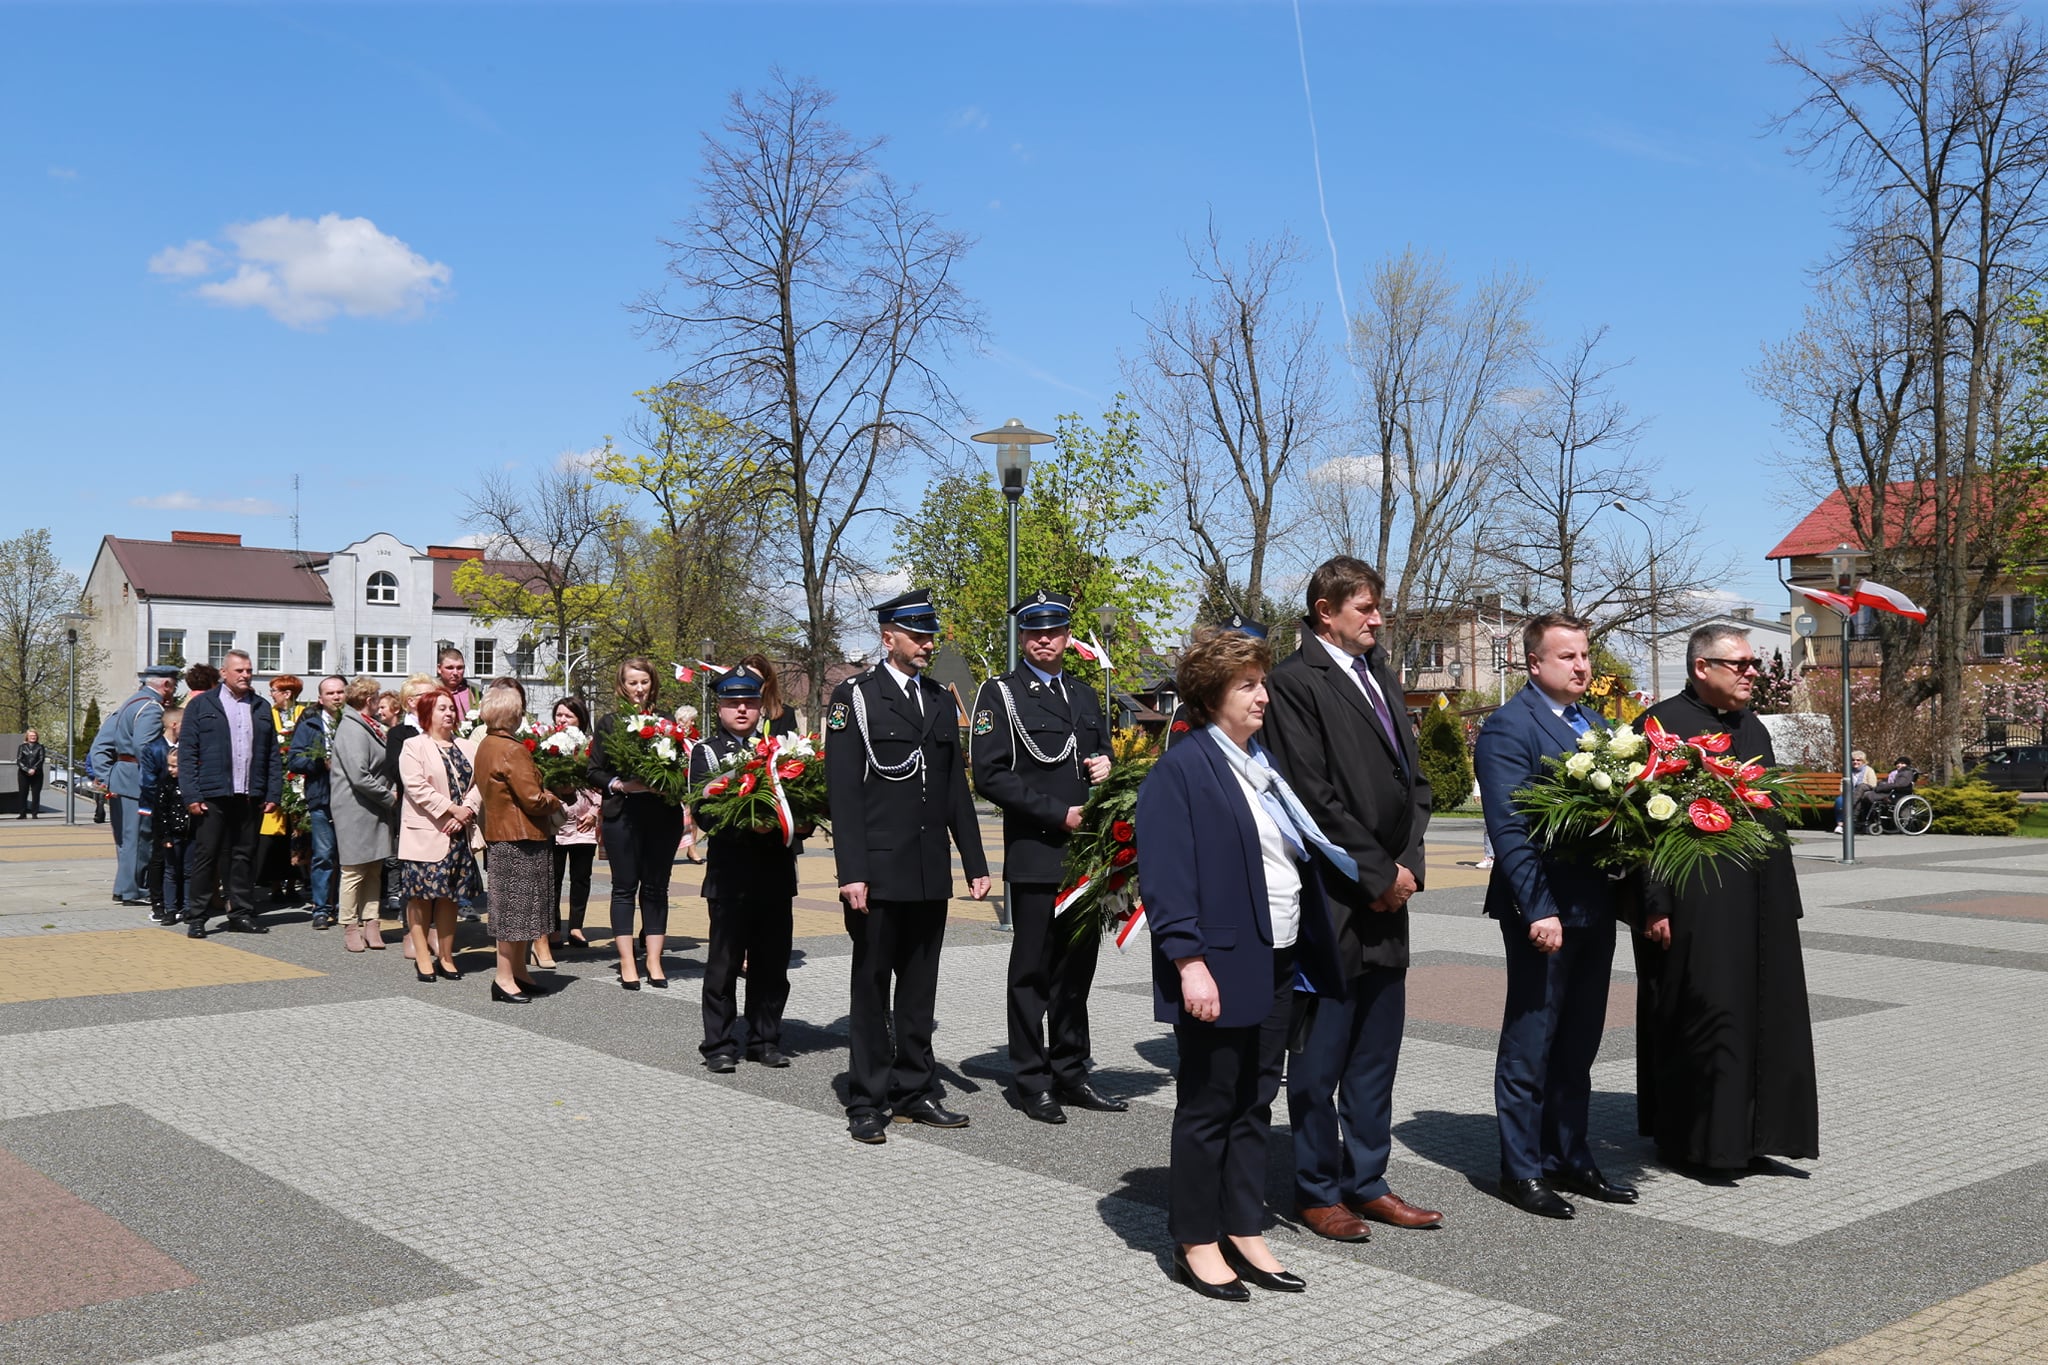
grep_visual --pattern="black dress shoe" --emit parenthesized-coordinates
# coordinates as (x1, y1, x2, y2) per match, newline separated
(893, 1097, 970, 1129)
(643, 975, 669, 989)
(848, 1112, 888, 1145)
(748, 1047, 791, 1068)
(1170, 1248, 1249, 1302)
(225, 914, 269, 934)
(415, 969, 435, 983)
(1550, 1166, 1638, 1204)
(1500, 1176, 1576, 1220)
(490, 982, 531, 1004)
(186, 921, 207, 939)
(1020, 1091, 1067, 1124)
(434, 962, 460, 980)
(1221, 1241, 1306, 1293)
(1055, 1081, 1129, 1113)
(705, 1053, 738, 1074)
(514, 977, 552, 997)
(619, 977, 640, 991)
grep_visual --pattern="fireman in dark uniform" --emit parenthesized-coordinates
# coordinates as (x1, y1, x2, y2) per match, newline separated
(970, 589, 1125, 1123)
(688, 666, 804, 1074)
(826, 589, 991, 1145)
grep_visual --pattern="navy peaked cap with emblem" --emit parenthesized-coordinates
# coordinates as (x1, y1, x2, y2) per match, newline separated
(873, 588, 941, 634)
(139, 665, 181, 680)
(1211, 613, 1268, 639)
(1008, 589, 1074, 630)
(711, 667, 765, 700)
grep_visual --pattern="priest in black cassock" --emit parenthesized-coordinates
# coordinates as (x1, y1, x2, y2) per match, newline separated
(1633, 624, 1820, 1171)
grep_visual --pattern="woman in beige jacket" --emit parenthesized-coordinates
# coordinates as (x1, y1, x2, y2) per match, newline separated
(394, 689, 483, 981)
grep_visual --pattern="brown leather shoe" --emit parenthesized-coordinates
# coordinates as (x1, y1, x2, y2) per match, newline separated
(1349, 1192, 1445, 1229)
(1295, 1203, 1372, 1242)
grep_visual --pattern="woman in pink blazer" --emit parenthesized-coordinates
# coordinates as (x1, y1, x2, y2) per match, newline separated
(394, 688, 483, 982)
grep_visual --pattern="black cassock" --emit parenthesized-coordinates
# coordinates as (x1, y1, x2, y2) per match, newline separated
(1632, 687, 1820, 1169)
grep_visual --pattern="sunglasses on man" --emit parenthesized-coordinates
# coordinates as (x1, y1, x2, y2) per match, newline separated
(1700, 656, 1763, 673)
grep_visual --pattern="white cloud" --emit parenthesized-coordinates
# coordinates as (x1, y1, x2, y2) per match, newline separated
(556, 445, 607, 472)
(148, 213, 451, 328)
(948, 106, 989, 132)
(130, 491, 287, 516)
(148, 240, 221, 278)
(47, 166, 78, 181)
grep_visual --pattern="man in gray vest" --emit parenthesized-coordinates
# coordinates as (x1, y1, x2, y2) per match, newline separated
(89, 666, 179, 905)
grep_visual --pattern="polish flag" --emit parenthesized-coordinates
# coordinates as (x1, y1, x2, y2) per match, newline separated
(1854, 580, 1927, 622)
(1790, 585, 1857, 616)
(673, 663, 695, 684)
(694, 659, 732, 676)
(1070, 634, 1115, 671)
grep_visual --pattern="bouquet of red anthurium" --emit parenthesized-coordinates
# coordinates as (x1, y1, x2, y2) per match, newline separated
(1056, 728, 1160, 950)
(687, 731, 829, 843)
(603, 712, 695, 804)
(1512, 716, 1804, 889)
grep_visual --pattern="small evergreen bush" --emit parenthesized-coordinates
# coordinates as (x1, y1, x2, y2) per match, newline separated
(1924, 778, 2022, 837)
(1418, 704, 1474, 809)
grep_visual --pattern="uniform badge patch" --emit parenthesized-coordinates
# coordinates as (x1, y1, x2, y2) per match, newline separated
(828, 701, 850, 731)
(973, 709, 994, 735)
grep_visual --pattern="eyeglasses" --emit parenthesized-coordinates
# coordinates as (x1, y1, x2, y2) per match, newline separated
(1700, 657, 1763, 674)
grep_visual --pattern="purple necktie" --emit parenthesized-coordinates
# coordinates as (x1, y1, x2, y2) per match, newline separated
(1351, 654, 1402, 753)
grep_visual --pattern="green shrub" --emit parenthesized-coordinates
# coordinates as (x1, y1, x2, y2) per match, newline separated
(1418, 704, 1474, 809)
(1924, 778, 2023, 836)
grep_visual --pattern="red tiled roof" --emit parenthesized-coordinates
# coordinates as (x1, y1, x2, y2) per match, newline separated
(1765, 481, 2013, 559)
(104, 536, 332, 605)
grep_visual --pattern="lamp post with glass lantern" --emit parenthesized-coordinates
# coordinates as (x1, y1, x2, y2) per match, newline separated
(1612, 500, 1660, 701)
(58, 611, 88, 825)
(970, 419, 1055, 673)
(697, 637, 714, 737)
(1827, 544, 1872, 864)
(1094, 603, 1117, 726)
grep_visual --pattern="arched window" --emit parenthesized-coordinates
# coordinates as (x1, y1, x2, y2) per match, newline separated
(366, 571, 398, 604)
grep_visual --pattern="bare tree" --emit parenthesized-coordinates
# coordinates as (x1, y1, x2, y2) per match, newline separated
(1491, 329, 1715, 636)
(458, 464, 614, 697)
(1324, 249, 1537, 659)
(0, 528, 97, 731)
(1776, 0, 2048, 775)
(631, 72, 981, 703)
(1127, 225, 1332, 617)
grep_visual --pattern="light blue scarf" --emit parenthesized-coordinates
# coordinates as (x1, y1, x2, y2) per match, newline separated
(1206, 726, 1360, 883)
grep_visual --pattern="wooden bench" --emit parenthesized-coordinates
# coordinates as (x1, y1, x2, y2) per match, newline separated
(1786, 772, 1843, 807)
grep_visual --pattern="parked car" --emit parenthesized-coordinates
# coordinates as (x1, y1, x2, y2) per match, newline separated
(1972, 744, 2048, 791)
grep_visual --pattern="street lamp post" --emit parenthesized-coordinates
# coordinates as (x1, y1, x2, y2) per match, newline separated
(971, 419, 1055, 673)
(1612, 500, 1660, 701)
(1448, 657, 1465, 697)
(1828, 543, 1872, 865)
(58, 612, 88, 826)
(1095, 603, 1117, 728)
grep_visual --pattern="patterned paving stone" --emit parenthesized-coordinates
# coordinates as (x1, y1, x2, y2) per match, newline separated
(0, 930, 321, 1004)
(1802, 1260, 2048, 1363)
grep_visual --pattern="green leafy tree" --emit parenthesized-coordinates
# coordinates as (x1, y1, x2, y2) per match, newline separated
(457, 463, 615, 697)
(898, 400, 1182, 687)
(0, 529, 101, 731)
(1418, 702, 1475, 809)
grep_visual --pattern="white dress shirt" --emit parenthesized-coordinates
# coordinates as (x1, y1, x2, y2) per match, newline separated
(1222, 756, 1301, 949)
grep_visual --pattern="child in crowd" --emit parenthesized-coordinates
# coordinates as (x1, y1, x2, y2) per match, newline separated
(150, 746, 194, 925)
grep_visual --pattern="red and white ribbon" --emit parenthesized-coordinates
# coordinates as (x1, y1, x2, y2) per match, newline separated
(1114, 906, 1147, 952)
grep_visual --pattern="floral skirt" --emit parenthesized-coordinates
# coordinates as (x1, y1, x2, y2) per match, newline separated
(395, 839, 482, 906)
(483, 840, 555, 942)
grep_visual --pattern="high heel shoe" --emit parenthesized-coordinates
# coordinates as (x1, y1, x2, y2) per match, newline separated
(619, 977, 641, 991)
(644, 974, 669, 989)
(491, 982, 530, 1004)
(1221, 1240, 1306, 1293)
(415, 969, 435, 984)
(1170, 1247, 1249, 1301)
(515, 977, 552, 997)
(435, 962, 460, 980)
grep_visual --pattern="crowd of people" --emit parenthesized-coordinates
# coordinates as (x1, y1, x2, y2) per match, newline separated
(87, 565, 1819, 1303)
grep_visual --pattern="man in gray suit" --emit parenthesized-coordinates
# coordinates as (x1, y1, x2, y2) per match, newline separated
(89, 666, 180, 905)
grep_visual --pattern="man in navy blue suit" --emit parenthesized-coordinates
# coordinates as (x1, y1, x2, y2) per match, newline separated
(1474, 613, 1639, 1219)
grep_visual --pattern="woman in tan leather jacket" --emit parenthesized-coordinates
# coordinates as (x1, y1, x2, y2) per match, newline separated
(471, 687, 564, 1003)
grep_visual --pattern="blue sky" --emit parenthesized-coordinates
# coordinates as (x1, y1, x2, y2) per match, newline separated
(5, 2, 1849, 608)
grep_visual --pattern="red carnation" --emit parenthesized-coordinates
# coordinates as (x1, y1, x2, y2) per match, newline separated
(738, 773, 757, 795)
(523, 737, 537, 752)
(1105, 871, 1129, 892)
(1111, 846, 1136, 867)
(638, 725, 656, 739)
(778, 760, 805, 779)
(1111, 819, 1135, 843)
(1687, 798, 1733, 832)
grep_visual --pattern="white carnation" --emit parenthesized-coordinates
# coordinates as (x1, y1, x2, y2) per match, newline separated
(1590, 770, 1613, 792)
(1564, 752, 1596, 779)
(1646, 792, 1679, 821)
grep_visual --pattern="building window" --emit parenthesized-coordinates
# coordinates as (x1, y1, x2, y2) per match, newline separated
(354, 635, 409, 675)
(366, 571, 398, 605)
(472, 638, 495, 676)
(155, 629, 186, 667)
(257, 632, 283, 672)
(208, 630, 235, 668)
(307, 640, 326, 673)
(509, 636, 537, 677)
(1414, 640, 1445, 671)
(1978, 595, 2038, 658)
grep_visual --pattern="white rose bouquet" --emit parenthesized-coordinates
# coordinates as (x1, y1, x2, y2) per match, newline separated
(1511, 718, 1806, 888)
(603, 712, 694, 803)
(531, 722, 592, 792)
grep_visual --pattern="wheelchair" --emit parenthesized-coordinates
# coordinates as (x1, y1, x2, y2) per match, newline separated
(1856, 786, 1933, 836)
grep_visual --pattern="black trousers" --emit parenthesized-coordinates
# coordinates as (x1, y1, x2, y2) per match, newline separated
(552, 843, 595, 932)
(144, 821, 165, 911)
(1169, 947, 1294, 1246)
(186, 795, 262, 921)
(604, 797, 683, 940)
(701, 894, 795, 1058)
(843, 898, 947, 1115)
(1007, 882, 1100, 1093)
(19, 775, 41, 814)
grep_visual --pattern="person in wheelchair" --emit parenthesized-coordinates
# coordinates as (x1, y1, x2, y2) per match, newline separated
(1856, 756, 1921, 832)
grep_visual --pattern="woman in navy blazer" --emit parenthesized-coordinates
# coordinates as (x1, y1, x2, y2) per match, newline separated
(1137, 628, 1342, 1300)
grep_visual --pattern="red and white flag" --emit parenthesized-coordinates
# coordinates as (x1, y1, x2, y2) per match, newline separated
(672, 663, 695, 684)
(1069, 633, 1115, 671)
(1790, 585, 1857, 616)
(694, 659, 732, 676)
(1853, 580, 1927, 622)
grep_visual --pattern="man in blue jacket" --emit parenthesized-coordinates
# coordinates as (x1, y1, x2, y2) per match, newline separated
(1474, 613, 1637, 1219)
(178, 649, 282, 937)
(288, 675, 346, 929)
